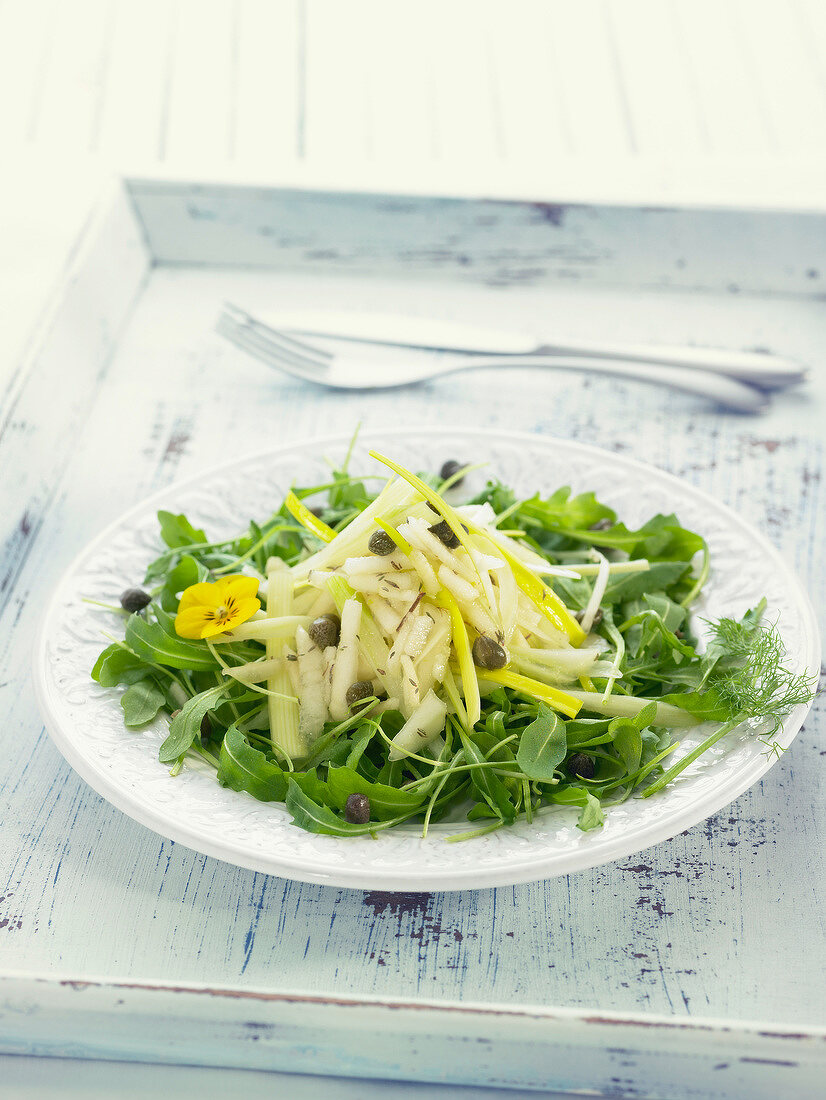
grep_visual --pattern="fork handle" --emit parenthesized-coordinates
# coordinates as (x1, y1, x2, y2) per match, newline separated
(437, 355, 768, 414)
(534, 340, 803, 387)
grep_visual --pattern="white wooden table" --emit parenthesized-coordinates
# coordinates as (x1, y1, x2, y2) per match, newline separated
(3, 0, 826, 165)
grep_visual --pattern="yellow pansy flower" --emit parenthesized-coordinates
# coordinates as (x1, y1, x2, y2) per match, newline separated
(174, 575, 261, 640)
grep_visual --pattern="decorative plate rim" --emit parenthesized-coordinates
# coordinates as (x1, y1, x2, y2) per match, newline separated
(33, 426, 821, 891)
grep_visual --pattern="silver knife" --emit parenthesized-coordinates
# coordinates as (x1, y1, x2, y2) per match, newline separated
(238, 307, 805, 388)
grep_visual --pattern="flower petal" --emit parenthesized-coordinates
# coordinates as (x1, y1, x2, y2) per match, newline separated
(227, 596, 261, 627)
(220, 575, 261, 601)
(199, 617, 237, 639)
(178, 582, 223, 613)
(175, 606, 214, 639)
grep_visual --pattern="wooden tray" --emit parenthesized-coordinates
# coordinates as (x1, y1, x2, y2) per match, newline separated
(1, 175, 824, 1098)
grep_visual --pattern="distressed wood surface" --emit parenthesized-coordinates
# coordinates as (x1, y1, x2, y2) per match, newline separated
(0, 975, 823, 1098)
(0, 1053, 573, 1100)
(0, 186, 823, 1054)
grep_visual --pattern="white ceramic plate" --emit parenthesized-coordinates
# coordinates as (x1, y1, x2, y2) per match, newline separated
(34, 428, 819, 891)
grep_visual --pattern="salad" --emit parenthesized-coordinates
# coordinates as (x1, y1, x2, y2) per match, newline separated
(91, 446, 814, 840)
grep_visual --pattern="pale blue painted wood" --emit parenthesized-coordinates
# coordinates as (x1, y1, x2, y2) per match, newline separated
(0, 1054, 573, 1100)
(0, 185, 824, 1095)
(128, 178, 826, 297)
(0, 975, 822, 1097)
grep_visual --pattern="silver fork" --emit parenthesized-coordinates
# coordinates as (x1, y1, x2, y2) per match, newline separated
(216, 306, 772, 413)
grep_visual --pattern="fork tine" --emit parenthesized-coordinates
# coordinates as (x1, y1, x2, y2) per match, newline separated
(236, 319, 332, 367)
(216, 317, 325, 382)
(221, 304, 334, 363)
(217, 313, 330, 375)
(253, 325, 334, 362)
(238, 329, 329, 376)
(216, 318, 318, 376)
(217, 321, 332, 378)
(218, 313, 329, 372)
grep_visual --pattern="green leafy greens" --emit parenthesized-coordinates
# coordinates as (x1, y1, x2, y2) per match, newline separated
(89, 459, 816, 840)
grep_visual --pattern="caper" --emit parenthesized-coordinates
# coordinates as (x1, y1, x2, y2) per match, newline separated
(567, 753, 595, 780)
(120, 587, 151, 613)
(345, 680, 374, 708)
(308, 613, 340, 648)
(344, 792, 370, 824)
(368, 528, 396, 556)
(440, 459, 465, 485)
(472, 635, 508, 670)
(577, 607, 603, 628)
(589, 517, 614, 554)
(428, 519, 460, 549)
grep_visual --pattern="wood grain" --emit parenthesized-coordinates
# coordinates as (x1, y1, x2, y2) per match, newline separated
(2, 0, 826, 164)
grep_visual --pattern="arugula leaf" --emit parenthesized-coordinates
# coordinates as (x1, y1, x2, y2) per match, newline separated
(126, 614, 217, 671)
(157, 510, 207, 549)
(548, 575, 592, 612)
(640, 593, 687, 634)
(519, 487, 616, 532)
(516, 705, 567, 781)
(549, 785, 605, 831)
(120, 680, 166, 727)
(326, 766, 425, 820)
(586, 514, 704, 561)
(159, 683, 229, 763)
(660, 687, 729, 722)
(620, 608, 698, 692)
(290, 770, 332, 805)
(345, 724, 377, 770)
(467, 478, 517, 516)
(602, 562, 689, 605)
(459, 731, 516, 823)
(375, 758, 407, 788)
(607, 702, 657, 774)
(577, 789, 606, 831)
(285, 779, 380, 836)
(217, 724, 288, 801)
(92, 643, 154, 688)
(328, 474, 370, 515)
(525, 507, 704, 568)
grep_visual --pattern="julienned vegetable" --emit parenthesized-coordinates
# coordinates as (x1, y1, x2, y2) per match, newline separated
(91, 449, 816, 840)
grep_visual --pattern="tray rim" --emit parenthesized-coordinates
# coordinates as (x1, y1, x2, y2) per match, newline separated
(2, 967, 825, 1038)
(0, 968, 823, 1100)
(120, 161, 826, 217)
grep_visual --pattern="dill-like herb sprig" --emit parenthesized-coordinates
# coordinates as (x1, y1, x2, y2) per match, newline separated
(643, 614, 818, 796)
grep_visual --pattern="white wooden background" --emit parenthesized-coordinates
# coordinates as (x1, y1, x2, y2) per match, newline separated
(2, 0, 826, 164)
